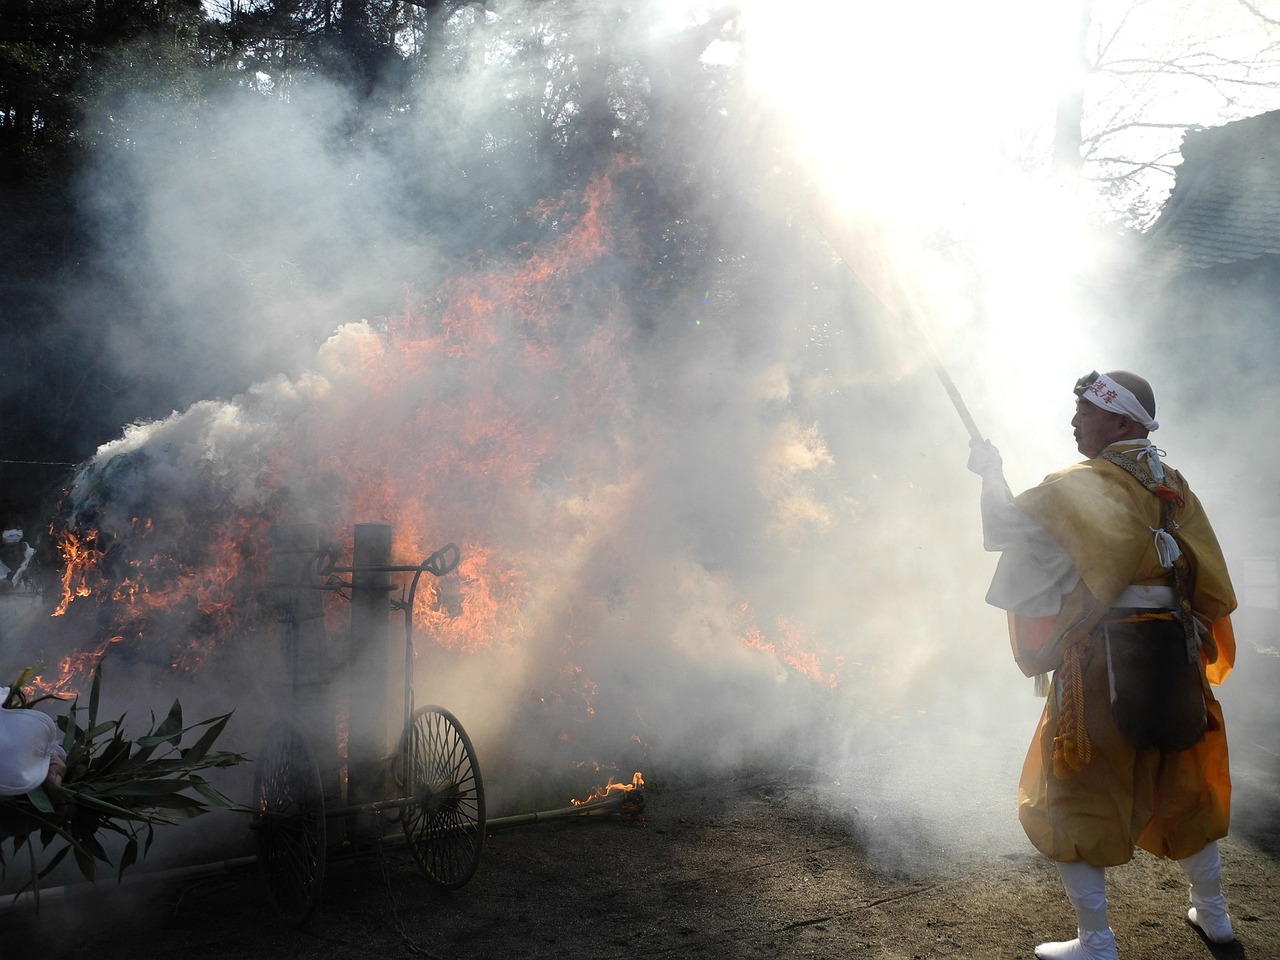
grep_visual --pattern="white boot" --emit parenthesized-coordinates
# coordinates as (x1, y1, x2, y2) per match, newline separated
(1179, 842, 1235, 944)
(1187, 907, 1234, 944)
(1035, 928, 1119, 960)
(1035, 862, 1119, 960)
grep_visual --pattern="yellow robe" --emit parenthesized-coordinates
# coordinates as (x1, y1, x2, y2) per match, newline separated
(1009, 448, 1236, 866)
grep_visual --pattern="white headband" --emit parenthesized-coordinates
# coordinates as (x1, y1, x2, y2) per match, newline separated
(1079, 374, 1159, 431)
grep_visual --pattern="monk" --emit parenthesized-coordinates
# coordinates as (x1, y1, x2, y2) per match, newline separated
(969, 370, 1236, 960)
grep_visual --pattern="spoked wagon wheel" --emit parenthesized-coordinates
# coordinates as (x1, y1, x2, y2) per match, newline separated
(397, 705, 486, 888)
(252, 723, 327, 926)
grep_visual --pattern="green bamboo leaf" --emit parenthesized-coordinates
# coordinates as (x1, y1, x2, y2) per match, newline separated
(86, 720, 120, 739)
(207, 751, 249, 769)
(111, 762, 188, 781)
(192, 780, 252, 812)
(103, 779, 201, 796)
(9, 667, 35, 696)
(94, 820, 130, 840)
(60, 702, 79, 754)
(180, 714, 230, 764)
(25, 786, 54, 814)
(88, 663, 101, 729)
(24, 693, 67, 710)
(117, 837, 138, 880)
(116, 777, 216, 797)
(36, 844, 71, 880)
(71, 841, 96, 883)
(131, 733, 159, 763)
(161, 808, 207, 823)
(134, 734, 178, 749)
(152, 700, 184, 746)
(134, 793, 208, 810)
(62, 791, 161, 822)
(82, 830, 108, 864)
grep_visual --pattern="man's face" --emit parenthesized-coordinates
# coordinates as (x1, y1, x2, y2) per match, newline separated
(1071, 398, 1126, 457)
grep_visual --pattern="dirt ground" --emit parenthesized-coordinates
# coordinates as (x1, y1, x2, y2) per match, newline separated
(4, 722, 1278, 960)
(3, 623, 1278, 960)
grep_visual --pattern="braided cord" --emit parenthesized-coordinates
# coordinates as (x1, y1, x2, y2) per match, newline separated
(1107, 611, 1175, 623)
(1051, 641, 1092, 779)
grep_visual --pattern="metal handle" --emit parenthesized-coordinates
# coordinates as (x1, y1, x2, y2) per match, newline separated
(422, 543, 460, 577)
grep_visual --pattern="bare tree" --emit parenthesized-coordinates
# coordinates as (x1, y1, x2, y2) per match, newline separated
(1057, 0, 1280, 226)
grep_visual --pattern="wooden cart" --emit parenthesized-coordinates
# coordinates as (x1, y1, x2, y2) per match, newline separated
(251, 524, 484, 926)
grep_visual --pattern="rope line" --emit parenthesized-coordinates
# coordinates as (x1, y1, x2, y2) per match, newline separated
(375, 833, 444, 959)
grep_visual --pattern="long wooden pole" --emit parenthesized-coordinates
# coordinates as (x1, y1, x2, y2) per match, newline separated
(919, 338, 985, 442)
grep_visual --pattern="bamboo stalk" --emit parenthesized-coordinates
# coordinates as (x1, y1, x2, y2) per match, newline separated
(485, 789, 643, 832)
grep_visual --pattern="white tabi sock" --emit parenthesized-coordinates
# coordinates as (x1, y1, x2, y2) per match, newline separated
(1034, 862, 1118, 960)
(1178, 841, 1234, 944)
(1034, 928, 1119, 960)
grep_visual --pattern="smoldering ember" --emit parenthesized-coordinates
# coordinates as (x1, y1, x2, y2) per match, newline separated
(2, 2, 1280, 959)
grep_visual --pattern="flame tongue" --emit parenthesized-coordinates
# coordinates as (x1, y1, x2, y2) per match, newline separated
(52, 526, 105, 617)
(572, 770, 644, 806)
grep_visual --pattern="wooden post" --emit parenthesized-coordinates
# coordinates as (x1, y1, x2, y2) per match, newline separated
(269, 524, 342, 811)
(347, 522, 393, 838)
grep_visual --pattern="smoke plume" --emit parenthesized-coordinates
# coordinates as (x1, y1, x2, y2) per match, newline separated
(8, 0, 1273, 884)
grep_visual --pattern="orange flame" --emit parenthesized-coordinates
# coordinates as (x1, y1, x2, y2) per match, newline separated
(738, 602, 842, 689)
(44, 510, 269, 693)
(26, 635, 124, 701)
(52, 526, 107, 617)
(571, 770, 644, 806)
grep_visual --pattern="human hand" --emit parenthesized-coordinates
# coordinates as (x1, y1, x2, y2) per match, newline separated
(966, 439, 1004, 479)
(46, 755, 66, 787)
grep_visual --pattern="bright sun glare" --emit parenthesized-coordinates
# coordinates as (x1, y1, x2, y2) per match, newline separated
(663, 0, 1278, 455)
(730, 1, 1080, 226)
(710, 0, 1118, 448)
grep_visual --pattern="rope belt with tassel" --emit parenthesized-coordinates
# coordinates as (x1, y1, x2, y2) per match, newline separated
(1050, 609, 1178, 778)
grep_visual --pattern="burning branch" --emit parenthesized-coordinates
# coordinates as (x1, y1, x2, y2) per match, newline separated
(485, 772, 646, 832)
(570, 770, 643, 806)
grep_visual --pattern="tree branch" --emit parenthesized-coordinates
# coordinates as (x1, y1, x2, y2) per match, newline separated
(1233, 0, 1280, 29)
(1083, 119, 1206, 144)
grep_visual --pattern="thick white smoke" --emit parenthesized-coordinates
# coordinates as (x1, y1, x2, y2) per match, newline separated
(10, 0, 1274, 885)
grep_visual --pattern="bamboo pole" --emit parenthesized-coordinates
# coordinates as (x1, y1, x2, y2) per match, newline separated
(485, 789, 644, 832)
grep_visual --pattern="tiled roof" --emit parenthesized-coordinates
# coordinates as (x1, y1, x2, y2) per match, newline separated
(1145, 109, 1280, 270)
